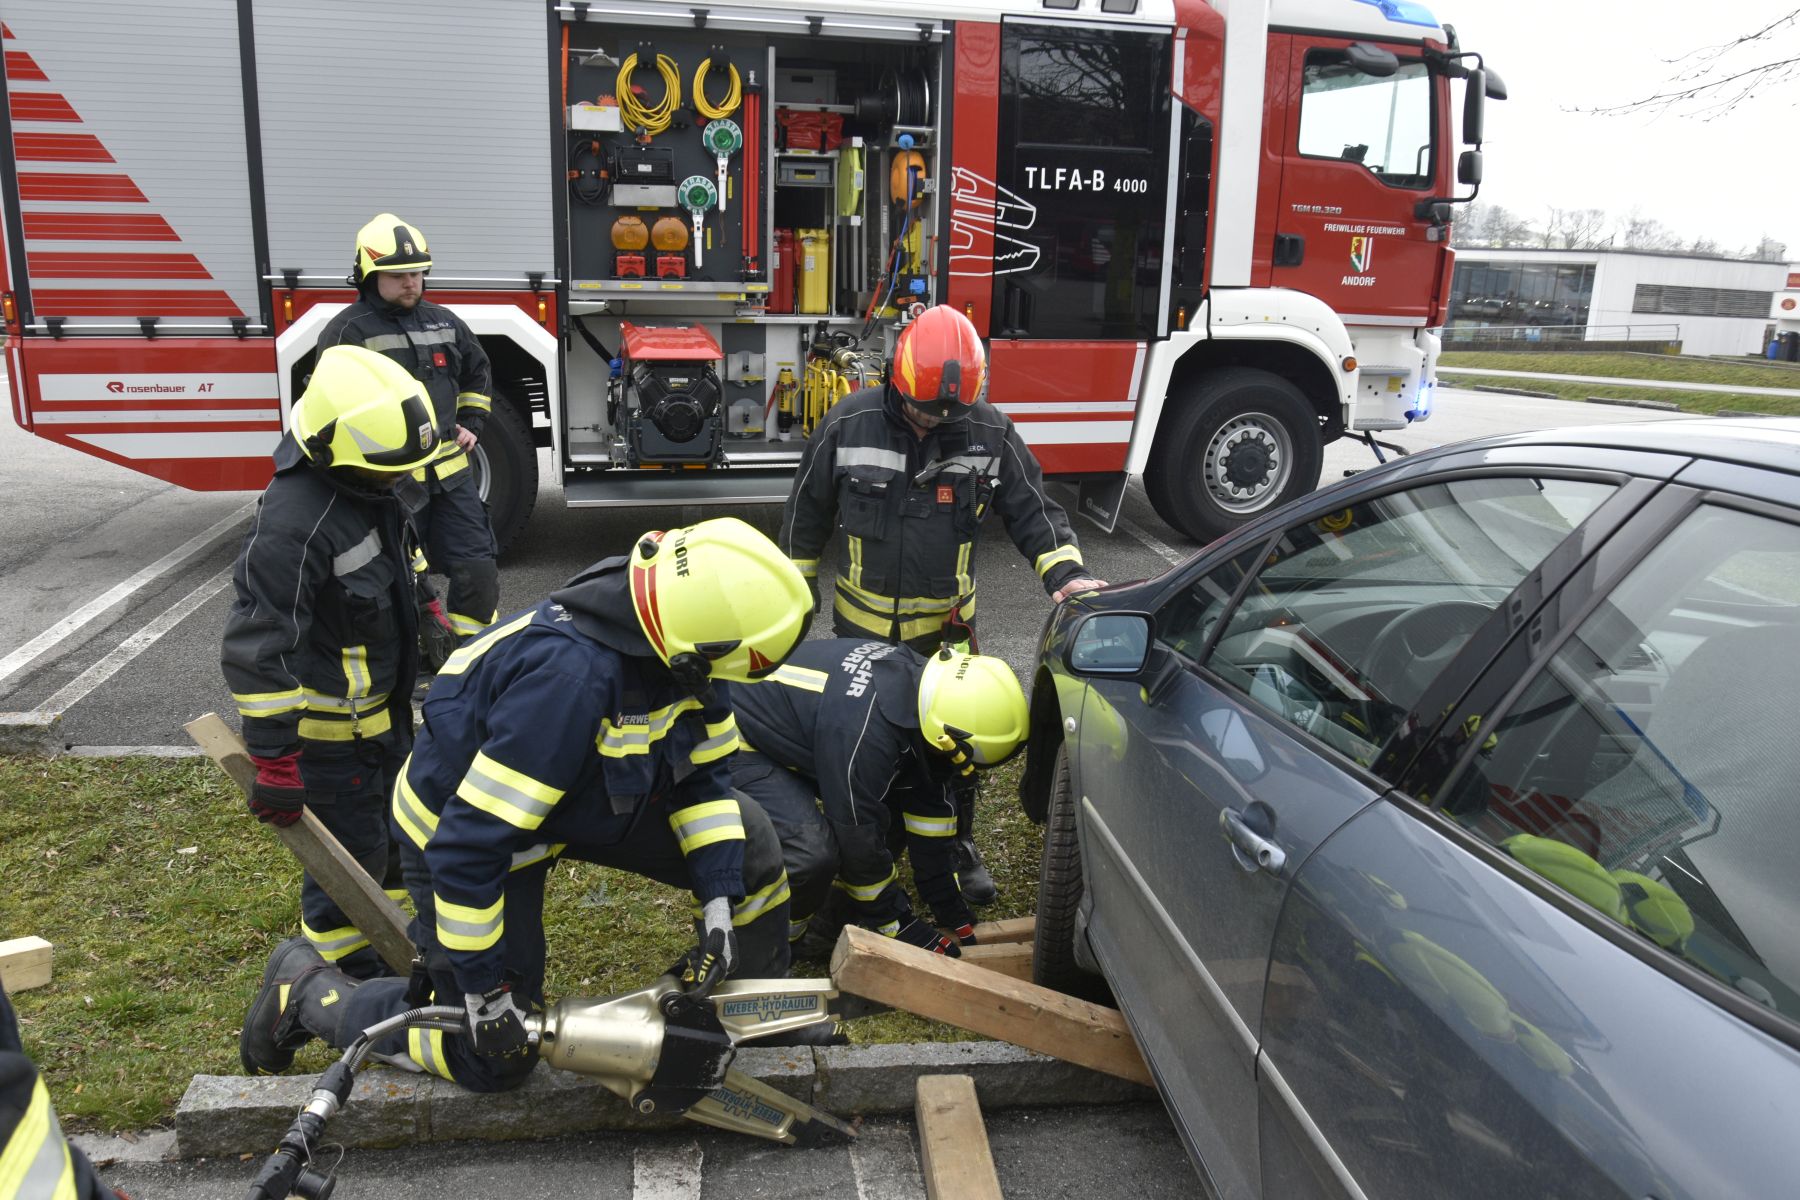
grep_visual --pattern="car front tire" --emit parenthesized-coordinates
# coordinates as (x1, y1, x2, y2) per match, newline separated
(1034, 741, 1109, 1001)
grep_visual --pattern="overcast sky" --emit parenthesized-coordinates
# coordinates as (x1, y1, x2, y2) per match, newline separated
(1440, 0, 1800, 257)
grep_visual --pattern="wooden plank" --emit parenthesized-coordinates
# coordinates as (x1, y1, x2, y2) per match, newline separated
(915, 1074, 1004, 1200)
(969, 916, 1034, 945)
(0, 936, 52, 993)
(960, 941, 1032, 982)
(184, 713, 415, 975)
(831, 925, 1152, 1087)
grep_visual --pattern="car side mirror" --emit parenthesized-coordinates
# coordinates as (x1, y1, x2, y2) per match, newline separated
(1065, 612, 1154, 676)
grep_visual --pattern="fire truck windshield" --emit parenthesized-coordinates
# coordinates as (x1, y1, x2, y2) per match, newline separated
(1298, 55, 1435, 190)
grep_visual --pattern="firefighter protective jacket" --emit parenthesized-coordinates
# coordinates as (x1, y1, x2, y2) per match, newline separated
(732, 638, 970, 929)
(390, 558, 748, 997)
(778, 385, 1086, 646)
(318, 288, 492, 490)
(222, 435, 420, 758)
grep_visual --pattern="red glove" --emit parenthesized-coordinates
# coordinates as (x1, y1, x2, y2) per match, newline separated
(248, 753, 305, 827)
(424, 598, 454, 634)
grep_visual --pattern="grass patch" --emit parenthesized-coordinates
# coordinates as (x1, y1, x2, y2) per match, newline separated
(1442, 373, 1800, 417)
(1440, 351, 1800, 389)
(0, 753, 1043, 1132)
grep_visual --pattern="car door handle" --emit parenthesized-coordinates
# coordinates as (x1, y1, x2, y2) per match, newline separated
(1220, 807, 1287, 875)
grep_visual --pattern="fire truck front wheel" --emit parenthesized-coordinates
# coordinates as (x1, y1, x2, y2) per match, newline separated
(1145, 367, 1323, 542)
(469, 396, 539, 557)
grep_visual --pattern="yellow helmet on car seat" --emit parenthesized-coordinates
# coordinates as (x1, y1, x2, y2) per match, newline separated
(918, 647, 1029, 770)
(292, 346, 439, 473)
(352, 212, 432, 283)
(629, 517, 811, 686)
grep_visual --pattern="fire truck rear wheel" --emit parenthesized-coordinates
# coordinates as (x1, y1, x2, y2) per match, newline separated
(469, 396, 538, 557)
(1145, 367, 1323, 542)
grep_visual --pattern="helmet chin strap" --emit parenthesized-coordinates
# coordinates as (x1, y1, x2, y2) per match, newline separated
(667, 651, 715, 701)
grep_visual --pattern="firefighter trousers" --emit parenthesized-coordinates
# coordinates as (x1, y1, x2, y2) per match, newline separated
(303, 791, 793, 1094)
(417, 472, 499, 639)
(299, 732, 405, 981)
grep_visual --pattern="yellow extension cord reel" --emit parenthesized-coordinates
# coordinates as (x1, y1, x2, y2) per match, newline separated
(693, 52, 742, 119)
(618, 50, 680, 137)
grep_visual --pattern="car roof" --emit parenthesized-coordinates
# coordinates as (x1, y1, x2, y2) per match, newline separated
(1451, 416, 1800, 477)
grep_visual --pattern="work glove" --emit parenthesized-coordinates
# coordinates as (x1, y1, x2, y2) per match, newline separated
(418, 596, 458, 674)
(681, 896, 738, 998)
(1052, 576, 1108, 604)
(247, 753, 305, 827)
(464, 985, 531, 1058)
(887, 916, 962, 958)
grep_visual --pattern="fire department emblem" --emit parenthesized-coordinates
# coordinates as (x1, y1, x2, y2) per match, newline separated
(419, 423, 435, 450)
(1349, 236, 1374, 274)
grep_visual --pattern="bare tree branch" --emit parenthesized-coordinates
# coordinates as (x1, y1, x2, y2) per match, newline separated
(1585, 8, 1800, 118)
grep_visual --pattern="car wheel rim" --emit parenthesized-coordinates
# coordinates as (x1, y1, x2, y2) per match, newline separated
(1204, 412, 1291, 515)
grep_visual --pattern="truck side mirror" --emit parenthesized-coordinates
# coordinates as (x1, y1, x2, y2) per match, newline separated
(1484, 68, 1508, 101)
(1463, 68, 1487, 145)
(1345, 42, 1400, 77)
(1458, 150, 1483, 187)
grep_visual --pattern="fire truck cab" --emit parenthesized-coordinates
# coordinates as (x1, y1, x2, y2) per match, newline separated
(0, 0, 1498, 546)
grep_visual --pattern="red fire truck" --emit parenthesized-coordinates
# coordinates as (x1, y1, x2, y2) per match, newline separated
(0, 0, 1498, 546)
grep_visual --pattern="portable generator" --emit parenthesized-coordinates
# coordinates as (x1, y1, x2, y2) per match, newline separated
(615, 322, 726, 466)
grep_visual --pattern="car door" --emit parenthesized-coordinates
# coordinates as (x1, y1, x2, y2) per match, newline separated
(1074, 458, 1634, 1200)
(1260, 467, 1800, 1200)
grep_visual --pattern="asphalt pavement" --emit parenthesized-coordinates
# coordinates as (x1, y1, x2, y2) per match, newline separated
(0, 381, 1681, 751)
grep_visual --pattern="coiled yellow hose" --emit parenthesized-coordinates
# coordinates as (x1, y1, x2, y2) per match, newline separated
(692, 57, 742, 119)
(618, 52, 680, 136)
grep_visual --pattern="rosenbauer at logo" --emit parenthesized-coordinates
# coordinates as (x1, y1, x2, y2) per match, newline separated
(105, 379, 211, 395)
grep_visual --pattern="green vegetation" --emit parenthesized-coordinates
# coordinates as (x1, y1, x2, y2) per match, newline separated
(1442, 374, 1800, 417)
(1440, 351, 1800, 390)
(0, 753, 1043, 1131)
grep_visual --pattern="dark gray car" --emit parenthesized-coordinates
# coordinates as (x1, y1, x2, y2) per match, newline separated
(1020, 419, 1800, 1200)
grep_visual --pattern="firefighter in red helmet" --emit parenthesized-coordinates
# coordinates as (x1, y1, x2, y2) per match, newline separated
(778, 304, 1104, 904)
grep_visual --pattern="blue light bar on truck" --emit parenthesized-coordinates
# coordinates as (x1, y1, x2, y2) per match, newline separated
(1351, 0, 1440, 29)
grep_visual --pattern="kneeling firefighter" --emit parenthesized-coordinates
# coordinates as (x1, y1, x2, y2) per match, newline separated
(223, 346, 438, 980)
(730, 638, 1029, 956)
(240, 518, 825, 1090)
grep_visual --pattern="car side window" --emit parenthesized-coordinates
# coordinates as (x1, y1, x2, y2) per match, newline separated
(1196, 477, 1614, 766)
(1438, 504, 1800, 1022)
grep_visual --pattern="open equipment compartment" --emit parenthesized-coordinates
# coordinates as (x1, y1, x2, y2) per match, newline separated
(558, 4, 944, 483)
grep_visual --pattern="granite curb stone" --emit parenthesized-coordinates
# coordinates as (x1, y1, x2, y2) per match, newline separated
(173, 1041, 1148, 1159)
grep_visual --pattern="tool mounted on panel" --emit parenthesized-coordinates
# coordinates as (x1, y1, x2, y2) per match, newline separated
(702, 118, 742, 216)
(680, 175, 718, 269)
(618, 43, 680, 139)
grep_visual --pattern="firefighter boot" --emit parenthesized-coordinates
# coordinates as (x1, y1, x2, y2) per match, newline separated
(955, 786, 998, 908)
(239, 936, 326, 1075)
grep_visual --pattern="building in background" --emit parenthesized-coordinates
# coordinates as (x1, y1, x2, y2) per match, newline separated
(1772, 271, 1800, 361)
(1447, 247, 1789, 356)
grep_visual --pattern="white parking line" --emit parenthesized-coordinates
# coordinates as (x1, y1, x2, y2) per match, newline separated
(1117, 515, 1188, 567)
(32, 566, 235, 717)
(850, 1122, 927, 1200)
(0, 500, 252, 695)
(631, 1142, 704, 1200)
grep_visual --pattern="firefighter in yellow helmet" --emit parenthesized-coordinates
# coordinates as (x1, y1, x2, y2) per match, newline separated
(319, 213, 500, 655)
(223, 346, 441, 981)
(730, 639, 1029, 957)
(778, 304, 1104, 903)
(241, 518, 844, 1089)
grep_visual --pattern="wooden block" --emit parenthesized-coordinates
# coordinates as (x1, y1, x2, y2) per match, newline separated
(960, 941, 1032, 982)
(916, 1074, 1004, 1200)
(832, 925, 1152, 1087)
(185, 713, 415, 975)
(969, 916, 1034, 945)
(0, 936, 52, 993)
